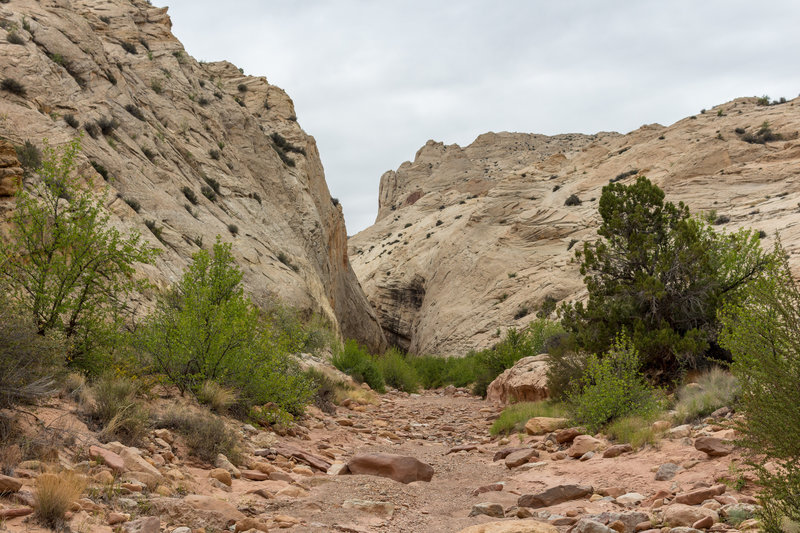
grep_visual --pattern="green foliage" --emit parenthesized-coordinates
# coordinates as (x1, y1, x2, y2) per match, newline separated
(472, 319, 564, 397)
(545, 335, 588, 401)
(7, 31, 24, 45)
(561, 176, 769, 381)
(120, 41, 137, 54)
(673, 368, 739, 424)
(90, 373, 149, 445)
(569, 335, 661, 433)
(409, 354, 477, 389)
(0, 293, 63, 424)
(490, 401, 568, 436)
(0, 139, 157, 373)
(137, 238, 313, 417)
(374, 348, 419, 393)
(605, 414, 662, 449)
(181, 186, 198, 205)
(331, 340, 385, 393)
(719, 247, 800, 531)
(14, 140, 41, 175)
(157, 409, 240, 464)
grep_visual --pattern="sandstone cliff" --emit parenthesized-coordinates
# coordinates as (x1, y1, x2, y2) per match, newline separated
(350, 97, 800, 355)
(0, 0, 385, 351)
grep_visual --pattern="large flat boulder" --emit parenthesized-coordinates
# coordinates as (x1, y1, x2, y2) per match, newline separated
(518, 484, 593, 508)
(486, 355, 550, 404)
(347, 453, 434, 484)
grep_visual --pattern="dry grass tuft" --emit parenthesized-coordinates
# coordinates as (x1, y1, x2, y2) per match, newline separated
(34, 470, 87, 529)
(196, 381, 236, 413)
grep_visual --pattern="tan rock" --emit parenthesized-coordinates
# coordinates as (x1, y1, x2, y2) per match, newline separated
(694, 437, 733, 457)
(663, 504, 719, 527)
(234, 518, 269, 532)
(486, 355, 551, 404)
(347, 453, 434, 483)
(0, 474, 23, 494)
(456, 519, 559, 533)
(183, 495, 246, 522)
(90, 446, 126, 473)
(524, 417, 569, 435)
(567, 435, 602, 458)
(119, 448, 161, 479)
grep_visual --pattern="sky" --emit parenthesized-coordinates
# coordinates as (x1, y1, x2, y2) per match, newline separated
(154, 0, 800, 234)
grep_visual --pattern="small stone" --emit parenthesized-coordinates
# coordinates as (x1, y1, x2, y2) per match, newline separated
(674, 485, 726, 505)
(90, 446, 126, 473)
(293, 465, 314, 476)
(472, 482, 504, 496)
(208, 468, 232, 486)
(519, 484, 593, 508)
(505, 448, 538, 468)
(234, 517, 269, 532)
(692, 516, 714, 529)
(327, 463, 349, 475)
(555, 428, 582, 444)
(241, 469, 269, 481)
(108, 512, 129, 525)
(694, 437, 733, 457)
(0, 474, 23, 494)
(603, 444, 633, 458)
(656, 463, 682, 481)
(123, 516, 160, 533)
(616, 492, 645, 506)
(469, 502, 505, 518)
(94, 470, 116, 484)
(580, 451, 595, 461)
(667, 425, 692, 439)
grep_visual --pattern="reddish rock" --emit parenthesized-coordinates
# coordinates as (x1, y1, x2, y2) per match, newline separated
(0, 507, 33, 519)
(518, 484, 593, 508)
(472, 483, 504, 496)
(693, 515, 715, 529)
(603, 444, 633, 458)
(240, 469, 269, 481)
(674, 484, 726, 505)
(0, 474, 23, 494)
(347, 453, 434, 484)
(446, 444, 478, 455)
(567, 435, 602, 458)
(90, 446, 126, 473)
(555, 428, 582, 444)
(505, 448, 539, 469)
(694, 437, 733, 457)
(493, 447, 528, 462)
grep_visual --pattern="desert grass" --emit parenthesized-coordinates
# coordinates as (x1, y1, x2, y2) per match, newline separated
(34, 470, 87, 529)
(490, 401, 568, 436)
(673, 367, 739, 424)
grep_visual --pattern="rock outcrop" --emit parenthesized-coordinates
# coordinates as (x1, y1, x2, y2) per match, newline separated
(486, 354, 550, 404)
(349, 98, 800, 355)
(0, 0, 385, 351)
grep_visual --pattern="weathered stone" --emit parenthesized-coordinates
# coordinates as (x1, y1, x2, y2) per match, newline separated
(674, 485, 726, 505)
(0, 474, 23, 494)
(694, 437, 733, 457)
(0, 507, 33, 519)
(240, 469, 269, 481)
(603, 444, 633, 458)
(655, 463, 682, 481)
(234, 517, 270, 532)
(90, 446, 126, 473)
(692, 516, 714, 529)
(555, 428, 582, 444)
(486, 355, 551, 404)
(567, 435, 602, 458)
(469, 502, 505, 518)
(123, 516, 160, 533)
(664, 504, 719, 527)
(343, 499, 395, 517)
(505, 448, 539, 468)
(472, 482, 504, 496)
(347, 453, 434, 483)
(525, 417, 569, 435)
(616, 492, 645, 506)
(327, 463, 349, 475)
(119, 448, 161, 479)
(571, 519, 616, 533)
(456, 519, 559, 533)
(518, 484, 593, 508)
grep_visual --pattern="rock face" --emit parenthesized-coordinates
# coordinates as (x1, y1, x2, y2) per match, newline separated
(486, 355, 551, 404)
(346, 453, 434, 484)
(0, 0, 385, 351)
(0, 141, 23, 198)
(349, 98, 800, 355)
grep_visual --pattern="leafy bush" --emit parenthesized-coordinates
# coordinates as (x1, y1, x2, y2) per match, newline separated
(409, 354, 477, 389)
(137, 239, 313, 417)
(34, 471, 87, 529)
(97, 116, 118, 136)
(158, 409, 240, 464)
(569, 335, 661, 433)
(605, 414, 662, 449)
(561, 176, 770, 380)
(673, 368, 739, 424)
(719, 248, 800, 531)
(181, 186, 198, 205)
(545, 335, 588, 401)
(0, 139, 156, 373)
(201, 185, 216, 201)
(151, 80, 163, 94)
(739, 121, 782, 144)
(305, 368, 347, 414)
(331, 340, 385, 393)
(14, 140, 41, 175)
(203, 176, 221, 194)
(0, 295, 63, 426)
(1, 77, 26, 96)
(209, 148, 221, 160)
(227, 223, 239, 235)
(490, 401, 568, 436)
(89, 160, 109, 181)
(374, 348, 420, 393)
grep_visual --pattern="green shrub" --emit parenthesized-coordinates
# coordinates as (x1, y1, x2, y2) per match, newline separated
(201, 185, 216, 201)
(150, 80, 163, 94)
(564, 194, 581, 206)
(305, 368, 347, 415)
(123, 197, 140, 213)
(375, 348, 419, 393)
(673, 368, 739, 424)
(545, 335, 588, 401)
(14, 140, 41, 175)
(409, 354, 477, 389)
(196, 381, 236, 414)
(208, 148, 221, 160)
(569, 335, 661, 433)
(719, 249, 800, 531)
(227, 223, 238, 236)
(157, 409, 239, 464)
(605, 414, 662, 449)
(181, 186, 198, 205)
(490, 401, 568, 436)
(137, 238, 313, 417)
(89, 160, 109, 181)
(124, 104, 144, 121)
(97, 116, 118, 136)
(203, 176, 221, 194)
(331, 340, 385, 393)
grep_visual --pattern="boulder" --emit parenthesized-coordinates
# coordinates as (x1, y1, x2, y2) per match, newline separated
(555, 428, 582, 444)
(603, 444, 633, 458)
(655, 463, 682, 481)
(208, 468, 232, 486)
(89, 446, 125, 473)
(694, 437, 733, 457)
(674, 485, 726, 505)
(518, 484, 593, 508)
(663, 504, 719, 527)
(571, 519, 616, 533)
(524, 417, 569, 435)
(347, 453, 434, 483)
(123, 516, 160, 533)
(183, 495, 245, 524)
(0, 474, 23, 494)
(505, 448, 539, 468)
(567, 435, 602, 458)
(486, 355, 550, 404)
(469, 502, 505, 518)
(119, 448, 161, 479)
(456, 519, 559, 533)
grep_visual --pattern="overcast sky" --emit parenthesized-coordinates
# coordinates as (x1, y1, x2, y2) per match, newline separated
(154, 1, 800, 234)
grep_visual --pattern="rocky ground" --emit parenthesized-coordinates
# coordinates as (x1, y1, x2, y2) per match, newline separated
(0, 387, 759, 533)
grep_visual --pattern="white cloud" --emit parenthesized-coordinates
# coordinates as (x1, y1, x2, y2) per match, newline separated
(155, 0, 800, 233)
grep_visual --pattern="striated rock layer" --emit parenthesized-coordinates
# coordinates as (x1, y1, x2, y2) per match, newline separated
(0, 0, 385, 350)
(350, 97, 800, 355)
